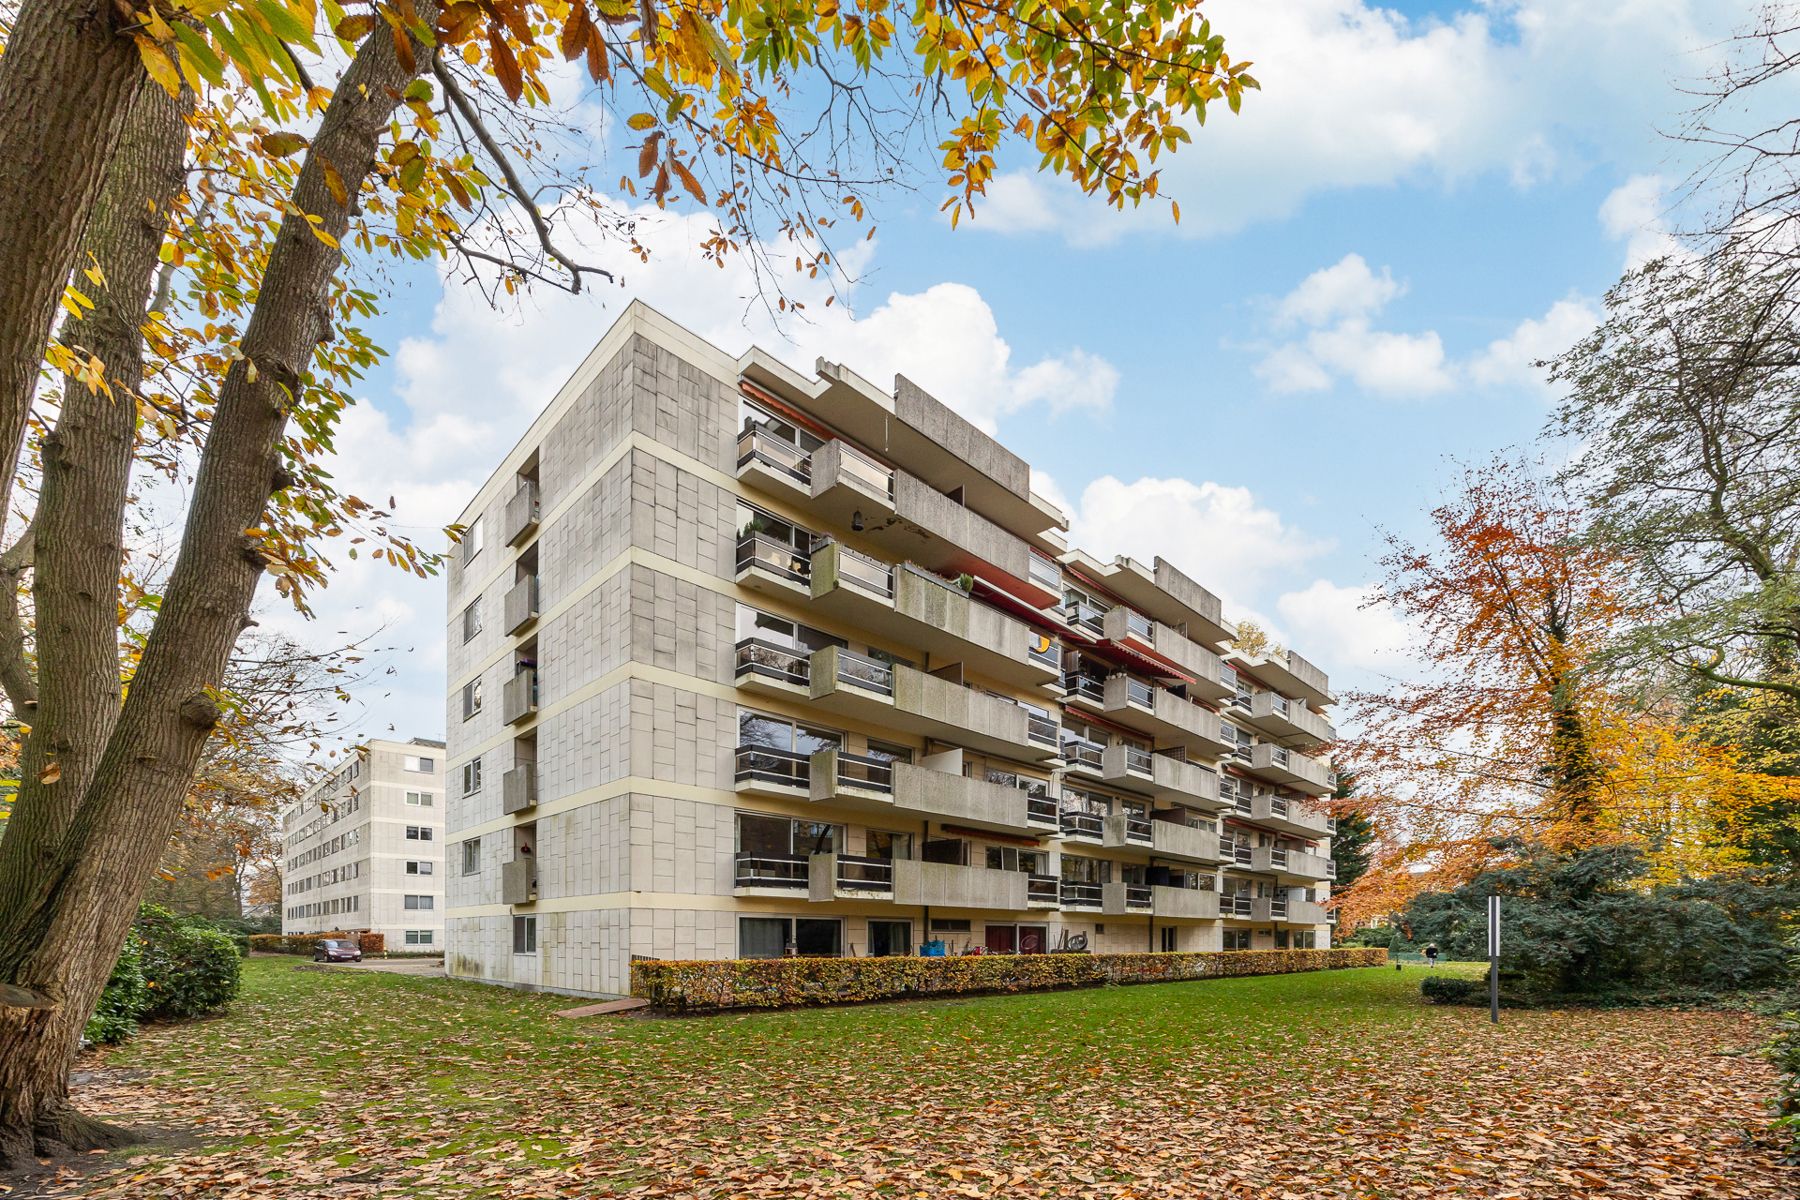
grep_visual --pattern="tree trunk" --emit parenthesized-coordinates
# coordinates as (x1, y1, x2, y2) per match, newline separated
(0, 14, 438, 1163)
(0, 80, 187, 1165)
(0, 0, 144, 545)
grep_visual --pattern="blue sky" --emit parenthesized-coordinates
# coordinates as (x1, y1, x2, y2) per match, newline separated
(276, 0, 1794, 749)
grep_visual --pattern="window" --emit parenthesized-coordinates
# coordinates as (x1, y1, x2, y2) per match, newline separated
(462, 514, 484, 563)
(985, 846, 1045, 874)
(735, 813, 840, 860)
(1160, 927, 1178, 953)
(461, 838, 481, 875)
(512, 914, 537, 954)
(462, 758, 482, 795)
(929, 918, 971, 933)
(405, 860, 433, 875)
(405, 825, 433, 841)
(462, 679, 482, 720)
(405, 790, 433, 807)
(737, 916, 841, 959)
(867, 920, 912, 957)
(1223, 929, 1252, 951)
(404, 930, 435, 947)
(404, 894, 434, 910)
(404, 755, 434, 773)
(462, 598, 482, 642)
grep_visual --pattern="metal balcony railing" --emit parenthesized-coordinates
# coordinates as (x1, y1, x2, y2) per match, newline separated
(737, 427, 812, 484)
(1026, 794, 1059, 826)
(1122, 883, 1152, 910)
(1060, 881, 1103, 907)
(1062, 737, 1105, 770)
(832, 542, 894, 597)
(1027, 873, 1059, 905)
(735, 532, 811, 583)
(1326, 859, 1339, 879)
(1221, 894, 1253, 917)
(1059, 810, 1104, 840)
(1025, 714, 1059, 747)
(834, 854, 894, 892)
(1028, 552, 1062, 593)
(1122, 745, 1154, 776)
(735, 852, 809, 889)
(1115, 674, 1155, 708)
(1122, 811, 1153, 843)
(830, 750, 894, 794)
(734, 637, 811, 687)
(1123, 608, 1154, 641)
(1062, 674, 1106, 703)
(733, 745, 811, 789)
(833, 441, 895, 498)
(832, 648, 894, 695)
(1027, 636, 1061, 671)
(1064, 601, 1106, 634)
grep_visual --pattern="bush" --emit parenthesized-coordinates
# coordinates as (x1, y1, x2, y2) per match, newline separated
(248, 930, 385, 955)
(84, 931, 150, 1045)
(632, 947, 1388, 1013)
(1770, 932, 1800, 1162)
(1420, 975, 1485, 1005)
(135, 903, 242, 1020)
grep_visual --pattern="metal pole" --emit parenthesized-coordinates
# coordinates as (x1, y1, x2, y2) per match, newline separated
(1487, 894, 1500, 1025)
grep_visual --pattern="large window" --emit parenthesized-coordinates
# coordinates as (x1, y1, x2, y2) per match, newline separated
(735, 502, 817, 583)
(735, 710, 841, 789)
(867, 919, 912, 957)
(735, 813, 841, 859)
(740, 396, 825, 455)
(864, 830, 914, 861)
(405, 930, 435, 947)
(738, 916, 842, 959)
(985, 845, 1046, 874)
(1222, 929, 1252, 951)
(404, 894, 435, 910)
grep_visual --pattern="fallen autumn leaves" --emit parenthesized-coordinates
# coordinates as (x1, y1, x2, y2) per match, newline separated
(24, 958, 1796, 1198)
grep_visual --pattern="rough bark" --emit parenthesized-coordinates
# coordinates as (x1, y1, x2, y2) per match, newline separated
(0, 80, 188, 1166)
(0, 16, 437, 1164)
(0, 0, 145, 537)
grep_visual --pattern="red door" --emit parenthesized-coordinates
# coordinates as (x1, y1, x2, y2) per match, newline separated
(985, 925, 1017, 953)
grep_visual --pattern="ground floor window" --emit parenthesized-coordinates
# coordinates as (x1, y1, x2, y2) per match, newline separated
(1222, 928, 1251, 951)
(1160, 926, 1178, 953)
(867, 919, 912, 957)
(404, 929, 434, 946)
(1294, 931, 1318, 949)
(983, 924, 1049, 954)
(512, 914, 537, 954)
(739, 916, 842, 959)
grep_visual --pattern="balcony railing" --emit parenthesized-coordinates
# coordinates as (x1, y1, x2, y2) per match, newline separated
(1064, 601, 1106, 634)
(734, 745, 811, 789)
(1122, 883, 1152, 910)
(502, 763, 536, 815)
(832, 441, 895, 498)
(735, 852, 809, 889)
(1025, 713, 1059, 748)
(1327, 859, 1339, 879)
(1123, 608, 1154, 641)
(833, 853, 894, 892)
(1060, 880, 1103, 908)
(1062, 736, 1105, 770)
(1062, 673, 1106, 704)
(502, 667, 538, 725)
(734, 637, 811, 687)
(1059, 810, 1104, 840)
(736, 532, 811, 584)
(504, 574, 539, 635)
(1028, 552, 1062, 594)
(737, 427, 812, 485)
(504, 480, 540, 546)
(1221, 894, 1253, 918)
(1027, 873, 1059, 906)
(1026, 636, 1061, 671)
(1115, 674, 1155, 708)
(1218, 837, 1253, 866)
(1026, 793, 1059, 826)
(1122, 810, 1152, 843)
(831, 648, 894, 696)
(832, 542, 894, 598)
(1122, 745, 1154, 776)
(828, 750, 894, 795)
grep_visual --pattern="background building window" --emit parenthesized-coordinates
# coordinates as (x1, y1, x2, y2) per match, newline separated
(405, 825, 433, 841)
(462, 598, 482, 642)
(404, 755, 434, 772)
(404, 930, 434, 946)
(405, 860, 433, 875)
(404, 894, 435, 910)
(405, 790, 433, 807)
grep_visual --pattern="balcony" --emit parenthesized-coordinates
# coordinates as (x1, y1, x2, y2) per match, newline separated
(1220, 893, 1254, 919)
(1058, 808, 1105, 843)
(732, 745, 812, 798)
(856, 472, 1059, 606)
(1027, 873, 1060, 908)
(1286, 899, 1329, 925)
(808, 852, 895, 900)
(1099, 741, 1156, 790)
(1099, 608, 1233, 702)
(502, 763, 536, 815)
(1229, 647, 1334, 708)
(1147, 753, 1222, 809)
(806, 748, 895, 811)
(502, 668, 538, 725)
(1101, 809, 1154, 850)
(734, 426, 814, 504)
(1102, 881, 1154, 915)
(893, 860, 1027, 910)
(501, 857, 538, 905)
(1218, 836, 1254, 869)
(1249, 846, 1291, 875)
(1247, 792, 1334, 839)
(1276, 850, 1335, 883)
(1060, 880, 1104, 910)
(1152, 885, 1221, 920)
(812, 546, 1057, 689)
(732, 637, 812, 701)
(504, 575, 539, 635)
(808, 647, 1054, 761)
(807, 439, 896, 530)
(1252, 896, 1290, 922)
(1246, 743, 1334, 796)
(888, 762, 1039, 834)
(734, 532, 812, 600)
(734, 852, 811, 896)
(1244, 691, 1335, 748)
(504, 480, 540, 546)
(1143, 818, 1223, 864)
(1102, 677, 1224, 749)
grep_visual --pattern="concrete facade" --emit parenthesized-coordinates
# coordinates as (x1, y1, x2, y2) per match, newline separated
(281, 738, 447, 948)
(445, 303, 1340, 998)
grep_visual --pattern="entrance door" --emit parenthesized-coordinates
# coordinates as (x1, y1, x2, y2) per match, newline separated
(985, 925, 1017, 953)
(868, 920, 912, 957)
(1018, 925, 1049, 954)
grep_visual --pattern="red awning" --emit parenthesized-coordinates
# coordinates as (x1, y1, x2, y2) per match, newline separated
(938, 823, 1044, 847)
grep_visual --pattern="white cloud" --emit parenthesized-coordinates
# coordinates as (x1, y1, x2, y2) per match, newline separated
(1468, 295, 1601, 391)
(1599, 173, 1682, 269)
(1276, 253, 1404, 327)
(1062, 475, 1331, 616)
(1274, 580, 1412, 676)
(1255, 254, 1452, 397)
(973, 0, 1722, 242)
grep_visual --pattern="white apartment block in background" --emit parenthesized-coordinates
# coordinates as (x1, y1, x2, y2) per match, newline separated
(445, 302, 1339, 998)
(281, 738, 447, 949)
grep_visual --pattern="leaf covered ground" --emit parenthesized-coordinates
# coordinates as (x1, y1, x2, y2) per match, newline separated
(30, 957, 1795, 1198)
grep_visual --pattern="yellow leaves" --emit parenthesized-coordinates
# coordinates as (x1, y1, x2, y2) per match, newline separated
(259, 131, 310, 158)
(626, 113, 659, 131)
(134, 37, 184, 100)
(333, 13, 377, 42)
(39, 762, 61, 785)
(489, 30, 525, 102)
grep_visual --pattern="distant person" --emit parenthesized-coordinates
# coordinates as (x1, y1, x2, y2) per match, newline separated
(1424, 943, 1440, 970)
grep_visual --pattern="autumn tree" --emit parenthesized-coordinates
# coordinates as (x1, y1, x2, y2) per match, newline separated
(1338, 458, 1793, 924)
(0, 0, 1260, 1162)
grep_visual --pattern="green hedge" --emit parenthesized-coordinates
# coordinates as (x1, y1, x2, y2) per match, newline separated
(631, 947, 1388, 1013)
(85, 932, 150, 1045)
(85, 906, 242, 1045)
(249, 931, 387, 955)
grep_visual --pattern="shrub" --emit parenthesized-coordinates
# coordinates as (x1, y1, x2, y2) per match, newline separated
(1771, 932, 1800, 1162)
(84, 931, 150, 1045)
(249, 930, 385, 955)
(1419, 975, 1484, 1005)
(135, 904, 242, 1019)
(632, 947, 1388, 1013)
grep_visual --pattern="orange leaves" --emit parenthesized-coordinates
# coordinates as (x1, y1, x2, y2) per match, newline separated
(488, 29, 524, 102)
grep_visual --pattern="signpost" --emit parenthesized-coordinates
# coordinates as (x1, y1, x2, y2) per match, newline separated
(1486, 894, 1501, 1024)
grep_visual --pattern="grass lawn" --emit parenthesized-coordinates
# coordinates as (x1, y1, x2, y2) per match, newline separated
(40, 956, 1794, 1198)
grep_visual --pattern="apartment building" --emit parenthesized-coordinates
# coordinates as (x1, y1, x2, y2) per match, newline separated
(444, 302, 1339, 997)
(281, 738, 448, 949)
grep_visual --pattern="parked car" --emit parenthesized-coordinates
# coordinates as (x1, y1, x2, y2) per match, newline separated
(313, 938, 363, 963)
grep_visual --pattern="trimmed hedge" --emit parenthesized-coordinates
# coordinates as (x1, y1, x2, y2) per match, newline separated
(632, 947, 1388, 1013)
(135, 905, 242, 1019)
(249, 930, 387, 956)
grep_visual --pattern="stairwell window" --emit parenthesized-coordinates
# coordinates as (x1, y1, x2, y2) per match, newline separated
(404, 894, 435, 910)
(461, 678, 482, 720)
(405, 860, 433, 875)
(462, 758, 482, 795)
(462, 598, 482, 642)
(461, 838, 481, 875)
(405, 825, 433, 841)
(405, 790, 433, 807)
